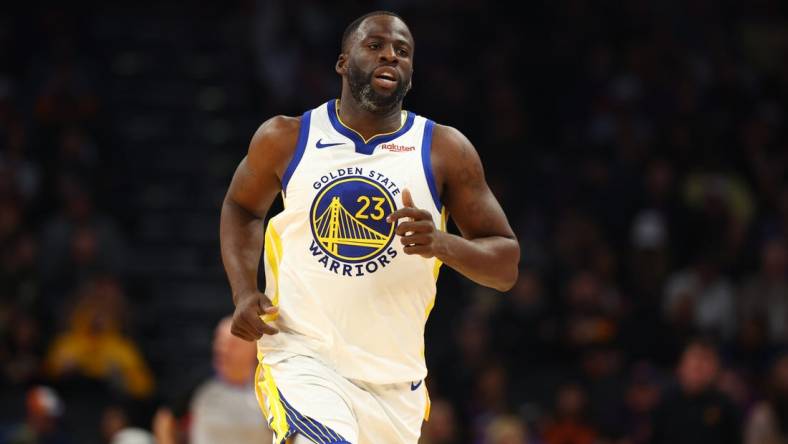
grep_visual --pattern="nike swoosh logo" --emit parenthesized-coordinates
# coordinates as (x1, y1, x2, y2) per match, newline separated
(315, 139, 344, 149)
(411, 380, 422, 391)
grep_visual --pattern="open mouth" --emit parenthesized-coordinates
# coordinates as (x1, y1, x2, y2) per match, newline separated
(372, 67, 398, 89)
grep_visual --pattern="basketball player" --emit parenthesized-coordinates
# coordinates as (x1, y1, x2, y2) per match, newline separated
(219, 11, 519, 444)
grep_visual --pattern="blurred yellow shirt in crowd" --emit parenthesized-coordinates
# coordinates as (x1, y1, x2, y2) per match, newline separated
(43, 309, 154, 398)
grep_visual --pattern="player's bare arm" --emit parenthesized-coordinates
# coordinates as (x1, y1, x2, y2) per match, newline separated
(219, 115, 300, 340)
(388, 124, 520, 291)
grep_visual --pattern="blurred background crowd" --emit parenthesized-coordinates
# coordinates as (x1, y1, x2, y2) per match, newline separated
(2, 0, 788, 443)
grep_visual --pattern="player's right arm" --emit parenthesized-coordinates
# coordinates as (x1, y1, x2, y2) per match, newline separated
(219, 115, 300, 341)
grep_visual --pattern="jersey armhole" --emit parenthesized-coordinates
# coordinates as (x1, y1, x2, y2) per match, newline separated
(420, 119, 443, 211)
(281, 110, 312, 196)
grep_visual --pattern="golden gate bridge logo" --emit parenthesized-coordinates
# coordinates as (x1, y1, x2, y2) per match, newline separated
(314, 196, 389, 253)
(310, 177, 396, 262)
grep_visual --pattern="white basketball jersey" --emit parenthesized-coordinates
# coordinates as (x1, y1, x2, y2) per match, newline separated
(258, 100, 446, 385)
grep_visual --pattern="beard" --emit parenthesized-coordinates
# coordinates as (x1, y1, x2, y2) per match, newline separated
(347, 61, 410, 114)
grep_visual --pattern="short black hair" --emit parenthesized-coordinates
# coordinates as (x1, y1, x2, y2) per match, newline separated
(341, 10, 405, 52)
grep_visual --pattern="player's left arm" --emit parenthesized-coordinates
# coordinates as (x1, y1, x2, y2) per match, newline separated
(387, 124, 520, 291)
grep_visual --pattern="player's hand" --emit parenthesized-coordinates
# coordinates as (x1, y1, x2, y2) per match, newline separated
(387, 188, 445, 258)
(231, 290, 279, 340)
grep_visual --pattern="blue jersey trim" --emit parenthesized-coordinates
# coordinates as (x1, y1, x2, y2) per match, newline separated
(281, 109, 312, 196)
(327, 99, 415, 155)
(421, 119, 442, 211)
(278, 389, 346, 443)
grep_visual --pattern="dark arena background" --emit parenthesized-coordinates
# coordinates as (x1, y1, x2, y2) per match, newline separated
(2, 1, 788, 443)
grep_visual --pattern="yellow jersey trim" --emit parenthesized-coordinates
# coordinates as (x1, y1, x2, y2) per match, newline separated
(424, 384, 431, 421)
(425, 207, 448, 319)
(263, 222, 283, 322)
(334, 99, 407, 144)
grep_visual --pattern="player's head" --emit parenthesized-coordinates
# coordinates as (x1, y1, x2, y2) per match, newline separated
(336, 11, 414, 114)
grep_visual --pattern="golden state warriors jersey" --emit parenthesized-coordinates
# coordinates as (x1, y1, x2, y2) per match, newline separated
(258, 100, 446, 385)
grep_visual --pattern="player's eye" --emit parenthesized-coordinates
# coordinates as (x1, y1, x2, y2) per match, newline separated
(368, 42, 380, 50)
(397, 48, 409, 57)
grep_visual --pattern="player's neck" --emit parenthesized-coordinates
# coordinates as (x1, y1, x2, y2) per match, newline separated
(336, 93, 403, 141)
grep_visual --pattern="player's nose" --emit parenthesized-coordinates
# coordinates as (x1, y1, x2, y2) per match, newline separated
(378, 44, 398, 63)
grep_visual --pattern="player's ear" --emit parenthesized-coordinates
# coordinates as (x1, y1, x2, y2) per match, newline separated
(336, 54, 347, 75)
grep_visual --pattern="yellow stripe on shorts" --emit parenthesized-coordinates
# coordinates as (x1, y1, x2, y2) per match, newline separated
(254, 363, 290, 442)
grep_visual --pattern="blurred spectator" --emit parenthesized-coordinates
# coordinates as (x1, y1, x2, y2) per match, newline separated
(34, 57, 99, 126)
(190, 316, 271, 444)
(622, 210, 676, 364)
(0, 122, 40, 204)
(663, 252, 736, 340)
(0, 309, 43, 388)
(0, 284, 44, 423)
(109, 429, 154, 444)
(630, 210, 669, 261)
(56, 126, 98, 180)
(636, 159, 683, 251)
(683, 172, 754, 264)
(419, 399, 459, 444)
(153, 316, 271, 444)
(1, 232, 39, 310)
(3, 386, 71, 444)
(100, 402, 155, 444)
(541, 383, 597, 444)
(434, 308, 493, 410)
(621, 362, 662, 444)
(151, 409, 178, 444)
(483, 415, 529, 444)
(717, 367, 753, 413)
(580, 347, 625, 439)
(651, 339, 740, 444)
(0, 196, 22, 248)
(39, 179, 126, 296)
(730, 314, 772, 378)
(739, 238, 788, 344)
(43, 276, 154, 399)
(744, 352, 788, 444)
(564, 271, 620, 350)
(588, 244, 621, 305)
(491, 270, 551, 372)
(469, 362, 511, 441)
(553, 211, 604, 275)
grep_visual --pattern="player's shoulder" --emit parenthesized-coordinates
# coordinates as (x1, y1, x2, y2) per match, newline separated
(247, 114, 302, 164)
(431, 123, 473, 150)
(430, 123, 479, 163)
(252, 114, 302, 146)
(424, 122, 482, 190)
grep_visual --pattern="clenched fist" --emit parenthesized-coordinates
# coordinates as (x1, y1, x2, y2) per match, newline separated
(230, 290, 279, 341)
(387, 188, 446, 258)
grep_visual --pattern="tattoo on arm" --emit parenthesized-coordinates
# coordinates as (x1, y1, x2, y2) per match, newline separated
(465, 198, 497, 232)
(465, 199, 481, 217)
(457, 146, 497, 231)
(457, 145, 485, 189)
(458, 164, 484, 188)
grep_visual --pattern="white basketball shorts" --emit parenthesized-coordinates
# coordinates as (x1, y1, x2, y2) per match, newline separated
(254, 352, 430, 444)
